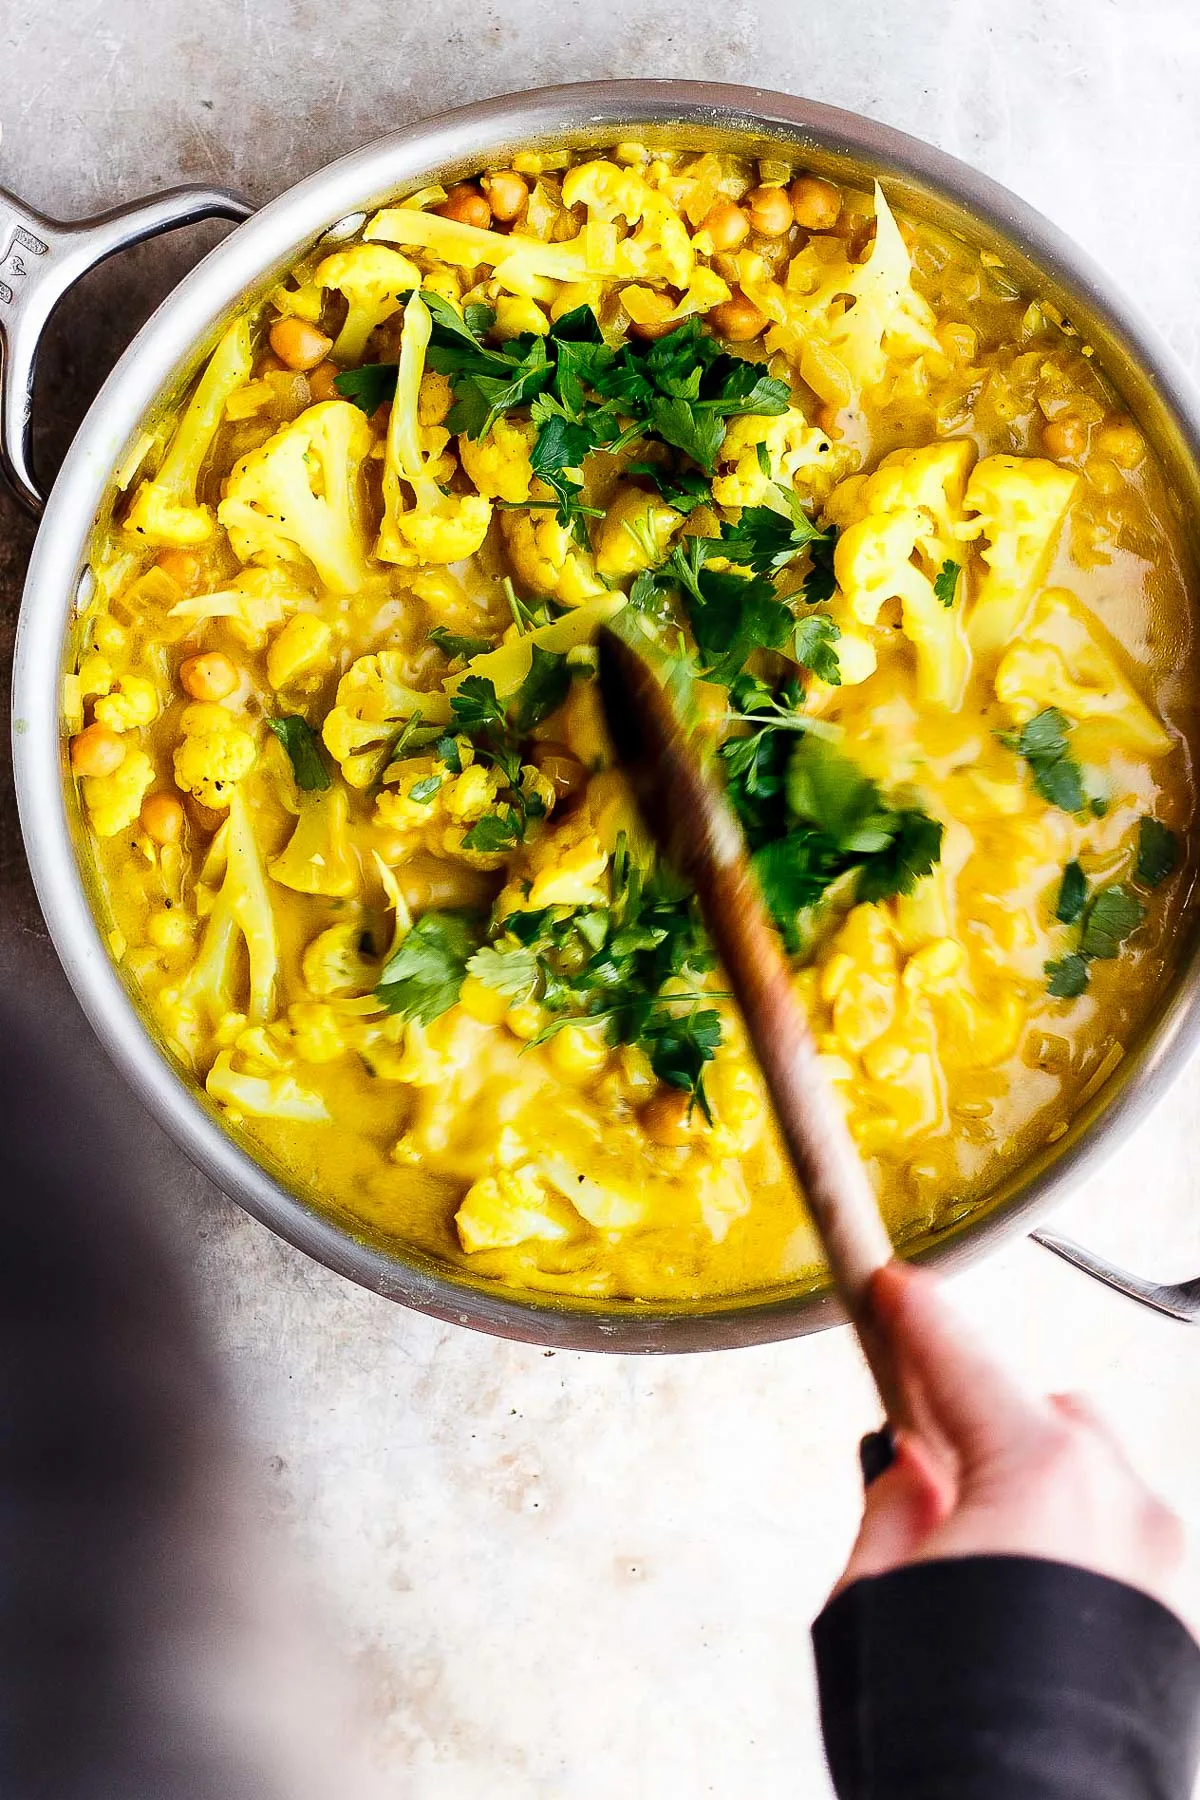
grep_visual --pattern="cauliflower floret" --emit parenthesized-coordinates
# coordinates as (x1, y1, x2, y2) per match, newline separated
(820, 904, 901, 1055)
(168, 566, 311, 651)
(711, 408, 854, 511)
(286, 1001, 354, 1064)
(739, 185, 939, 407)
(313, 243, 422, 363)
(374, 750, 548, 870)
(93, 674, 159, 733)
(901, 938, 1025, 1071)
(495, 803, 610, 915)
(266, 614, 334, 691)
(458, 416, 536, 503)
(81, 747, 155, 838)
(206, 1049, 329, 1122)
(375, 296, 493, 566)
(217, 400, 374, 595)
(301, 920, 380, 997)
(560, 159, 694, 287)
(159, 786, 279, 1063)
(269, 787, 360, 897)
(832, 440, 975, 709)
(500, 508, 608, 609)
(365, 205, 593, 298)
(621, 266, 731, 330)
(124, 319, 254, 546)
(172, 701, 258, 810)
(594, 486, 682, 578)
(961, 455, 1079, 657)
(321, 651, 450, 788)
(455, 1161, 581, 1254)
(995, 587, 1172, 758)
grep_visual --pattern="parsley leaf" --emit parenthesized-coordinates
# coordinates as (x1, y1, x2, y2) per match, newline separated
(450, 676, 507, 736)
(793, 615, 842, 685)
(639, 1006, 722, 1123)
(857, 810, 945, 904)
(626, 461, 711, 512)
(333, 363, 398, 414)
(933, 559, 961, 607)
(718, 492, 825, 575)
(1135, 817, 1179, 889)
(1080, 885, 1145, 959)
(407, 773, 442, 803)
(1055, 860, 1088, 925)
(1046, 953, 1090, 999)
(1009, 708, 1087, 813)
(461, 809, 525, 853)
(512, 644, 572, 732)
(679, 565, 796, 684)
(428, 626, 492, 660)
(375, 911, 481, 1022)
(802, 527, 839, 605)
(466, 941, 540, 1002)
(267, 715, 330, 791)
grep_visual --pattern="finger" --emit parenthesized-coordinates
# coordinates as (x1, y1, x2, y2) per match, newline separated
(833, 1433, 954, 1596)
(868, 1263, 1041, 1473)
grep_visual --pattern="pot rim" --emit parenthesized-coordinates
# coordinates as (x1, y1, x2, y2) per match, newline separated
(12, 78, 1200, 1352)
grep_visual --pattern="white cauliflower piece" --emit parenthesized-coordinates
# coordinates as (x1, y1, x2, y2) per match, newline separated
(376, 296, 493, 566)
(172, 701, 258, 810)
(961, 455, 1080, 657)
(124, 319, 254, 547)
(711, 407, 855, 511)
(217, 400, 374, 595)
(321, 651, 450, 788)
(80, 748, 155, 838)
(832, 440, 975, 708)
(313, 243, 422, 363)
(268, 787, 361, 898)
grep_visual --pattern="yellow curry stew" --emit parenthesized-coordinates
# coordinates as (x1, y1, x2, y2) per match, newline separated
(64, 145, 1195, 1302)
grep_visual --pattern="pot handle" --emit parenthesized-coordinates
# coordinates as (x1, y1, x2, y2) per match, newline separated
(0, 182, 253, 518)
(1032, 1228, 1200, 1322)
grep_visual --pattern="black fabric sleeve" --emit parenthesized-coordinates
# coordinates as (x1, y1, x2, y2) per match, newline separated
(813, 1555, 1200, 1800)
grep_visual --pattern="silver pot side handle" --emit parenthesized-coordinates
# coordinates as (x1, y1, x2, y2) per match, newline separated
(1032, 1229, 1200, 1322)
(0, 182, 253, 518)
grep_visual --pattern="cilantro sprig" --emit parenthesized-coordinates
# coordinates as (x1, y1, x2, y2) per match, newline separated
(1004, 709, 1088, 813)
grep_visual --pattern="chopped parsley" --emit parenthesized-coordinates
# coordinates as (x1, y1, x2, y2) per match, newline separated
(792, 615, 842, 686)
(1005, 708, 1087, 813)
(933, 559, 961, 607)
(1079, 884, 1145, 959)
(375, 911, 482, 1022)
(1135, 816, 1179, 889)
(267, 715, 330, 791)
(1046, 953, 1090, 1000)
(1055, 860, 1088, 925)
(428, 626, 492, 661)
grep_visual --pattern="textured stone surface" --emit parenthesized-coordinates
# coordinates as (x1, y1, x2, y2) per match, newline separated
(4, 4, 1200, 1793)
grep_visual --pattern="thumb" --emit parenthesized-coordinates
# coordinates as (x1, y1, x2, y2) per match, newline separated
(833, 1432, 953, 1597)
(869, 1262, 1038, 1475)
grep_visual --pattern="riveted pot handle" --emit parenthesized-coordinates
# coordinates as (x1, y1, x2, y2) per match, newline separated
(0, 182, 253, 518)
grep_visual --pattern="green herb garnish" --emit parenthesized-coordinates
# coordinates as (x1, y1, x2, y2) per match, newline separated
(375, 911, 481, 1022)
(933, 559, 961, 607)
(267, 715, 331, 791)
(1007, 708, 1087, 813)
(1055, 860, 1088, 925)
(1135, 817, 1179, 889)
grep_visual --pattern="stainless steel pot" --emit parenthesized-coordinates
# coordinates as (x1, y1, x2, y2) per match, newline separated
(5, 80, 1199, 1349)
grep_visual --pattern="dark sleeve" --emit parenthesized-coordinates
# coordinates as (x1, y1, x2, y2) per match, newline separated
(813, 1556, 1200, 1800)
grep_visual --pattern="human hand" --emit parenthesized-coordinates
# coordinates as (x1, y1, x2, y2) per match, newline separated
(836, 1261, 1186, 1614)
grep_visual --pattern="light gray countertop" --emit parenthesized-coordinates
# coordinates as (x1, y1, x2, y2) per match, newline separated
(3, 3, 1200, 1793)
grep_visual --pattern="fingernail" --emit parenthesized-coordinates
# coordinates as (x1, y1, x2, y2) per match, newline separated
(858, 1425, 896, 1487)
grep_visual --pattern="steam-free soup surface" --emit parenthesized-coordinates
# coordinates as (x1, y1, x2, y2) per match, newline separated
(67, 145, 1195, 1299)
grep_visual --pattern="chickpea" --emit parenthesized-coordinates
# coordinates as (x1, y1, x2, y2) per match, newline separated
(745, 184, 794, 238)
(155, 548, 203, 594)
(789, 174, 842, 231)
(268, 317, 334, 372)
(140, 791, 185, 845)
(70, 722, 126, 779)
(706, 291, 768, 344)
(1041, 413, 1087, 459)
(481, 169, 529, 222)
(627, 291, 680, 340)
(307, 360, 342, 403)
(640, 1086, 695, 1147)
(436, 184, 492, 231)
(528, 740, 588, 801)
(179, 651, 239, 702)
(701, 200, 750, 252)
(1094, 421, 1145, 470)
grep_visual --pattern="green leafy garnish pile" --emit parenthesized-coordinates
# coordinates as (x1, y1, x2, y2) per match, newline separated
(337, 293, 790, 541)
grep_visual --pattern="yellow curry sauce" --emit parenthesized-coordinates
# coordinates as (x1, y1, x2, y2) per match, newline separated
(64, 146, 1195, 1301)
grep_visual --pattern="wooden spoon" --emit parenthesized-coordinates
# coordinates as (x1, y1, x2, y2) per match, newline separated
(598, 626, 906, 1423)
